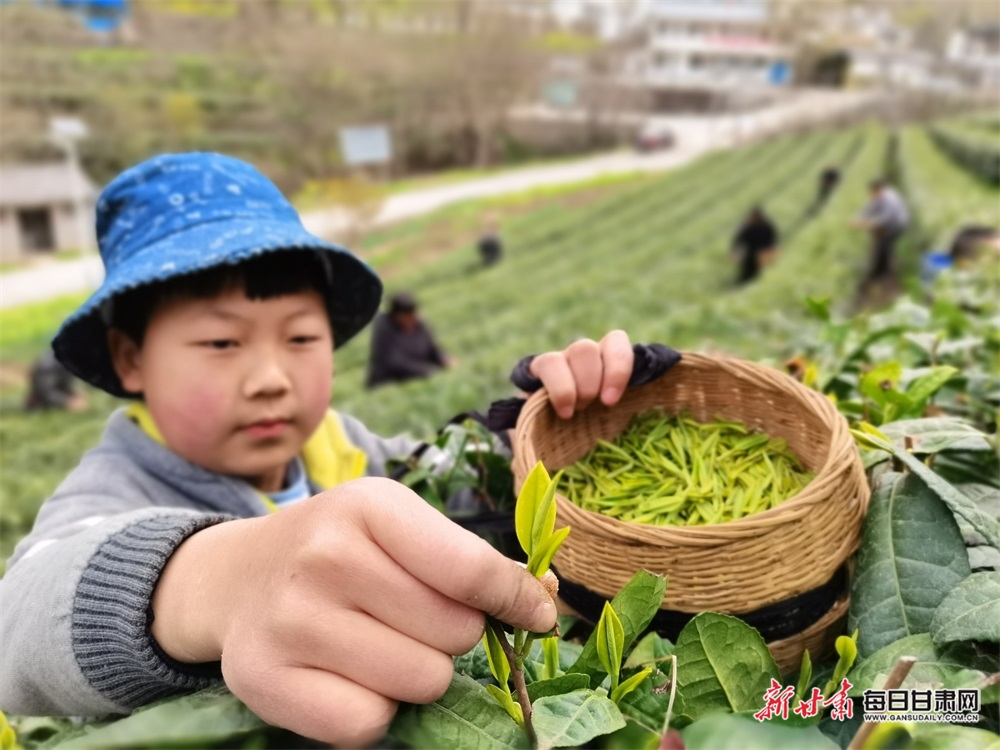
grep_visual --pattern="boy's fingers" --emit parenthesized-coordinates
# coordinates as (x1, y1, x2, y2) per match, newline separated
(599, 330, 633, 404)
(237, 666, 397, 748)
(356, 479, 557, 633)
(529, 353, 576, 419)
(287, 609, 455, 704)
(336, 537, 486, 655)
(563, 339, 603, 410)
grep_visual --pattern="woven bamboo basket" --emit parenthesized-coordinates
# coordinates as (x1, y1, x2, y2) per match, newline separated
(512, 352, 870, 615)
(768, 592, 850, 674)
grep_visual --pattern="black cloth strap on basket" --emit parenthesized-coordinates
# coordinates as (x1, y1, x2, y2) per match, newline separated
(554, 565, 848, 643)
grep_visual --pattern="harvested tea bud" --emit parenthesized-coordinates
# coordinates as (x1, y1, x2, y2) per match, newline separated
(558, 411, 814, 526)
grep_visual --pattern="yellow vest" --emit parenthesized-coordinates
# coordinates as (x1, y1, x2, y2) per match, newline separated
(126, 403, 368, 512)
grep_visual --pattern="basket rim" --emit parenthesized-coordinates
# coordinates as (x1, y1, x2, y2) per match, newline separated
(513, 351, 865, 538)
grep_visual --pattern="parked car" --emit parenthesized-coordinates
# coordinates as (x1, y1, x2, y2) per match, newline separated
(635, 128, 676, 152)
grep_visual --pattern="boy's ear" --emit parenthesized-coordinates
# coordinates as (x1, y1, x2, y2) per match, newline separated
(108, 329, 144, 395)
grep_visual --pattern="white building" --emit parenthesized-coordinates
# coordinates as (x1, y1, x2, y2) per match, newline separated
(0, 162, 97, 263)
(946, 25, 1000, 93)
(620, 0, 792, 91)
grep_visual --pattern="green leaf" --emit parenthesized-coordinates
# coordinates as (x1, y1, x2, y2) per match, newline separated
(484, 626, 511, 687)
(823, 634, 858, 696)
(526, 525, 570, 578)
(849, 471, 971, 658)
(531, 690, 626, 750)
(515, 462, 557, 557)
(908, 723, 1000, 750)
(904, 366, 959, 405)
(906, 365, 958, 403)
(623, 631, 674, 671)
(861, 361, 903, 407)
(55, 687, 267, 749)
(804, 296, 831, 322)
(861, 722, 916, 749)
(881, 418, 994, 455)
(847, 633, 999, 696)
(674, 612, 780, 721)
(596, 602, 625, 693)
(930, 571, 1000, 645)
(568, 571, 667, 688)
(455, 641, 493, 682)
(611, 668, 652, 704)
(617, 672, 671, 733)
(856, 433, 1000, 549)
(680, 712, 838, 750)
(794, 649, 813, 703)
(485, 684, 523, 725)
(389, 673, 528, 750)
(542, 636, 560, 680)
(526, 674, 590, 702)
(598, 720, 662, 750)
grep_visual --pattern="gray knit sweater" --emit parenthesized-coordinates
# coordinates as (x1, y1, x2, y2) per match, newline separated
(0, 408, 420, 716)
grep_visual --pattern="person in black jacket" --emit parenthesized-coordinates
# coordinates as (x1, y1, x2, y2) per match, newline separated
(23, 349, 87, 412)
(731, 207, 779, 284)
(366, 292, 452, 389)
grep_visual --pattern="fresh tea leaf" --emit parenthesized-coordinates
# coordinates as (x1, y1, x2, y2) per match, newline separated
(674, 613, 780, 721)
(906, 723, 1000, 750)
(596, 602, 625, 692)
(55, 687, 266, 749)
(611, 668, 652, 704)
(860, 362, 903, 407)
(483, 626, 511, 688)
(794, 650, 813, 703)
(905, 366, 959, 406)
(389, 673, 528, 750)
(847, 633, 998, 695)
(485, 685, 523, 725)
(527, 526, 570, 578)
(680, 712, 837, 750)
(823, 634, 858, 697)
(532, 690, 626, 750)
(623, 631, 674, 671)
(855, 433, 1000, 549)
(849, 471, 971, 658)
(930, 571, 1000, 645)
(526, 674, 590, 702)
(515, 462, 558, 557)
(568, 571, 667, 688)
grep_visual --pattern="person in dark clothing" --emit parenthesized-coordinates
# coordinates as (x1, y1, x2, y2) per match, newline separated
(477, 216, 503, 267)
(817, 166, 841, 206)
(23, 349, 87, 412)
(731, 207, 779, 284)
(949, 225, 1000, 265)
(366, 292, 451, 389)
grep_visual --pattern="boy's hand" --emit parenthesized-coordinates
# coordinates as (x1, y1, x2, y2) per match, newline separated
(528, 330, 634, 419)
(150, 478, 556, 747)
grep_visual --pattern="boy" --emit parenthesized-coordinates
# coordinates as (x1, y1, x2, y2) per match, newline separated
(0, 153, 646, 747)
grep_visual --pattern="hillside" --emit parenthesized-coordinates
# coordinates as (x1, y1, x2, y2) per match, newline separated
(0, 2, 567, 191)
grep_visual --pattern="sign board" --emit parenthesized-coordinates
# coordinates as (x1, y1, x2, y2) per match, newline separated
(769, 61, 791, 86)
(543, 80, 579, 109)
(50, 117, 89, 141)
(339, 126, 392, 167)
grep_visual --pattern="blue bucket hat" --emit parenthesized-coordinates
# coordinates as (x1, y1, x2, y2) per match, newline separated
(53, 152, 383, 397)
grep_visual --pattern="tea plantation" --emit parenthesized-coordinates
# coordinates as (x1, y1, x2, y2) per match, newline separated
(1, 122, 997, 564)
(1, 120, 998, 750)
